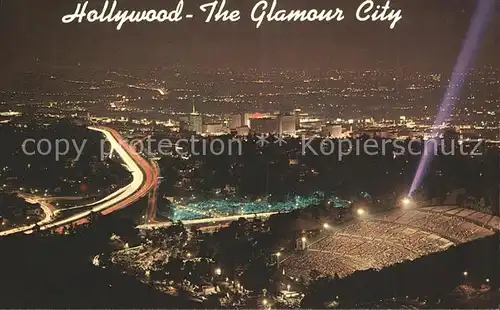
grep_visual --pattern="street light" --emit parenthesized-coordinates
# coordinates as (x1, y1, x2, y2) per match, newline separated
(463, 271, 468, 277)
(262, 299, 268, 306)
(323, 223, 330, 229)
(301, 236, 307, 250)
(402, 197, 411, 207)
(356, 208, 365, 216)
(275, 252, 281, 266)
(215, 268, 222, 276)
(286, 284, 291, 291)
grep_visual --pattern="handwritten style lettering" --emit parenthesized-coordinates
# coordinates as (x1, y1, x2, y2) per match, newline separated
(61, 0, 404, 30)
(251, 0, 344, 29)
(356, 0, 403, 29)
(62, 0, 185, 30)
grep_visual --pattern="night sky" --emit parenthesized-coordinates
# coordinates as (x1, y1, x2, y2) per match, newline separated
(0, 0, 498, 70)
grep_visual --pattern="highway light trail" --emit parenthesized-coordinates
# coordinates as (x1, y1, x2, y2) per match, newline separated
(1, 126, 156, 236)
(409, 0, 495, 195)
(42, 126, 158, 229)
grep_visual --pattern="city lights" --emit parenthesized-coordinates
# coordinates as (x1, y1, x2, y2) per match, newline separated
(2, 1, 499, 307)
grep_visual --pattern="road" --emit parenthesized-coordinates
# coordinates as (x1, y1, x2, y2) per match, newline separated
(0, 193, 58, 237)
(137, 211, 280, 231)
(18, 193, 58, 224)
(0, 126, 157, 236)
(145, 160, 160, 224)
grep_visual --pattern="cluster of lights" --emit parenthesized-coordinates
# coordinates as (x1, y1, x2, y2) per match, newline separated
(461, 270, 492, 285)
(171, 193, 324, 221)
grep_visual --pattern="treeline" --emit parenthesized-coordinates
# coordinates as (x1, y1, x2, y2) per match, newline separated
(155, 134, 499, 209)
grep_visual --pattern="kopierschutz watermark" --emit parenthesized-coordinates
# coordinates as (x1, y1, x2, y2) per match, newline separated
(20, 135, 485, 161)
(300, 137, 484, 161)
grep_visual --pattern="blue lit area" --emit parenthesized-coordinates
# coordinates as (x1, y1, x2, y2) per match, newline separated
(169, 192, 349, 221)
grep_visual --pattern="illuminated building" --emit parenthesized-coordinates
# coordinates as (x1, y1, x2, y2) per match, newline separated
(294, 109, 301, 130)
(243, 113, 251, 127)
(235, 126, 250, 136)
(204, 123, 226, 135)
(230, 114, 242, 129)
(279, 114, 296, 136)
(323, 124, 343, 138)
(189, 103, 203, 134)
(251, 117, 279, 134)
(300, 117, 323, 131)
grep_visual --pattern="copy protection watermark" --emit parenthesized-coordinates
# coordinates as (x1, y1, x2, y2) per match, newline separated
(20, 136, 484, 162)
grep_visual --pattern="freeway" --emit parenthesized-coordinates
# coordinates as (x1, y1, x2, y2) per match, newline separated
(137, 211, 280, 230)
(0, 126, 157, 236)
(0, 193, 58, 236)
(18, 193, 58, 225)
(145, 159, 160, 224)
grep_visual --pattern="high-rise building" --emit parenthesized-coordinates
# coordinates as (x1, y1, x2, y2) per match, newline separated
(189, 103, 203, 134)
(294, 109, 301, 130)
(243, 113, 251, 127)
(230, 114, 242, 129)
(251, 118, 279, 134)
(280, 114, 296, 136)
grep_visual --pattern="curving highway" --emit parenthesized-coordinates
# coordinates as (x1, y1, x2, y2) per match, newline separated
(0, 126, 158, 236)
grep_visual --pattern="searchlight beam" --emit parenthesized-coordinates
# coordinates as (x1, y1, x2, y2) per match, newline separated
(409, 0, 495, 195)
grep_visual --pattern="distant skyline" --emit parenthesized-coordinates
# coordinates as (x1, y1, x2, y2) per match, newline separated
(0, 0, 498, 70)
